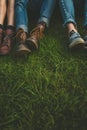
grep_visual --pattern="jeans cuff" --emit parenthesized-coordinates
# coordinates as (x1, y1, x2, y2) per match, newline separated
(38, 17, 49, 27)
(63, 19, 77, 27)
(16, 25, 28, 33)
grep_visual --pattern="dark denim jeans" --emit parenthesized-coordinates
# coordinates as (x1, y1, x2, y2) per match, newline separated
(59, 0, 87, 27)
(15, 0, 56, 32)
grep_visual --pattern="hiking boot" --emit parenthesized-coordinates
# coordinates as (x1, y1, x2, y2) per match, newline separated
(0, 29, 15, 55)
(26, 22, 46, 51)
(69, 30, 85, 49)
(16, 29, 31, 55)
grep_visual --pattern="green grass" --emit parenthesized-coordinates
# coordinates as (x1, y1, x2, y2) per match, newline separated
(0, 19, 87, 130)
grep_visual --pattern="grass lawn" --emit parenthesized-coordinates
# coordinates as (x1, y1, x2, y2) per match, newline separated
(0, 18, 87, 130)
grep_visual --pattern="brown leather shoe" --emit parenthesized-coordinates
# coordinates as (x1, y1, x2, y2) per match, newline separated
(26, 22, 46, 51)
(16, 29, 31, 55)
(0, 29, 15, 55)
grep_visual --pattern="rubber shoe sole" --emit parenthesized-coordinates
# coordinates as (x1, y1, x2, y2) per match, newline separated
(69, 38, 85, 49)
(16, 44, 31, 56)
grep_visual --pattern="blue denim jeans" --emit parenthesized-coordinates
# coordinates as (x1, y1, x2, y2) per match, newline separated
(84, 0, 87, 27)
(59, 0, 87, 27)
(15, 0, 56, 32)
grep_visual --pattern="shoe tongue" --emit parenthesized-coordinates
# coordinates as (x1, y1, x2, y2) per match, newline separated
(69, 30, 76, 37)
(6, 29, 14, 35)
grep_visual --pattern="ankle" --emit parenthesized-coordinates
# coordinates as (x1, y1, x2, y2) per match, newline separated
(67, 23, 77, 34)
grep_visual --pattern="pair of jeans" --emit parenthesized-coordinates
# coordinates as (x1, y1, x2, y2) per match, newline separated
(59, 0, 87, 27)
(15, 0, 56, 32)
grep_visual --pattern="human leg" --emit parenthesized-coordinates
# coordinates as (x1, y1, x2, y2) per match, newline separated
(0, 0, 6, 25)
(7, 0, 15, 26)
(15, 0, 28, 32)
(15, 0, 31, 55)
(59, 0, 84, 49)
(38, 0, 56, 27)
(0, 0, 6, 46)
(83, 0, 87, 48)
(0, 0, 15, 55)
(26, 0, 56, 51)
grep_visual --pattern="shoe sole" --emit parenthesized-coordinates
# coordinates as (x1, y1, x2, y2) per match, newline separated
(0, 52, 9, 56)
(26, 39, 38, 51)
(16, 43, 31, 56)
(16, 48, 31, 56)
(0, 49, 11, 56)
(69, 38, 85, 49)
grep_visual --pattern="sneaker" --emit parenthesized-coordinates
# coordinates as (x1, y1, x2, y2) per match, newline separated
(69, 30, 85, 49)
(16, 29, 31, 55)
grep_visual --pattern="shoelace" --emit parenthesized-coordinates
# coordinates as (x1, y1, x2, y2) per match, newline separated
(2, 33, 15, 46)
(30, 25, 44, 39)
(16, 29, 26, 40)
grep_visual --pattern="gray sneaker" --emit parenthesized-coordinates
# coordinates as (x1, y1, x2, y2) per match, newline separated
(69, 30, 85, 49)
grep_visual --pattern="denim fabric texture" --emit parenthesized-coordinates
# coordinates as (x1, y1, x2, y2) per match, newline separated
(59, 0, 87, 27)
(15, 0, 56, 32)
